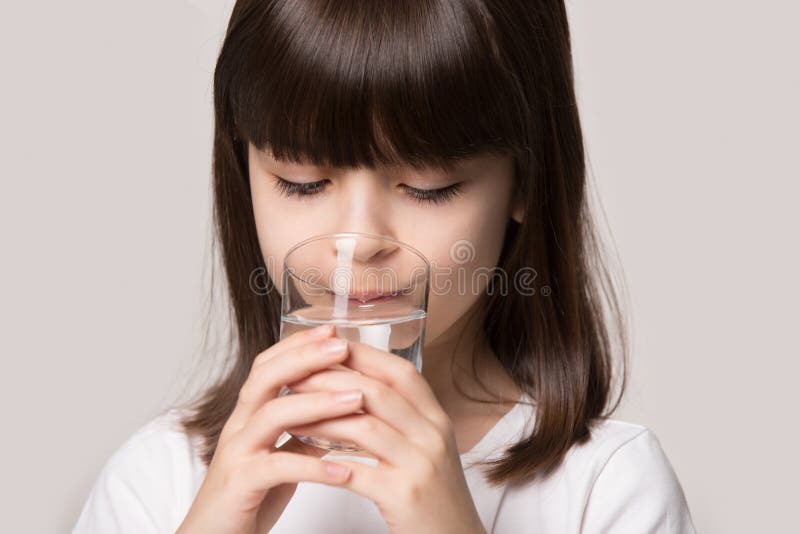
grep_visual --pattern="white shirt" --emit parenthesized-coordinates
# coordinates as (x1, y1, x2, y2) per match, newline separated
(73, 395, 697, 533)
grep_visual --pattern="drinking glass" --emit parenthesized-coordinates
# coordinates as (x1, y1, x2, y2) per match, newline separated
(275, 232, 430, 452)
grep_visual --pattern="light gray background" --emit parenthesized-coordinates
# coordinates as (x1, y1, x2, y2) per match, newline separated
(1, 1, 796, 532)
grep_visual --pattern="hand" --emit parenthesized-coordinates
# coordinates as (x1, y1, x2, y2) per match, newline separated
(176, 325, 366, 534)
(286, 340, 487, 534)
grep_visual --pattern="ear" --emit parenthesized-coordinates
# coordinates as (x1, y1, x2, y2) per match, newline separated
(511, 196, 524, 224)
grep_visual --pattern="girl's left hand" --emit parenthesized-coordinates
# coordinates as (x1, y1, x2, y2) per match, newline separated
(285, 339, 486, 534)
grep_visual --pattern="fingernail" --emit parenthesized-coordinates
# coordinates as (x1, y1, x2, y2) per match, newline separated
(324, 461, 350, 478)
(320, 338, 347, 355)
(334, 390, 363, 404)
(309, 325, 333, 339)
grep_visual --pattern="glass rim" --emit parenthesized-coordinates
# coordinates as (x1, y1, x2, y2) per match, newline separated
(282, 231, 431, 293)
(283, 231, 431, 268)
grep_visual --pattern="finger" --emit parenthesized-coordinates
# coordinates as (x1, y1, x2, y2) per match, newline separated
(236, 389, 365, 453)
(311, 458, 389, 504)
(244, 450, 353, 491)
(288, 369, 442, 451)
(237, 336, 349, 417)
(285, 413, 424, 469)
(225, 336, 351, 432)
(340, 341, 450, 432)
(252, 324, 335, 369)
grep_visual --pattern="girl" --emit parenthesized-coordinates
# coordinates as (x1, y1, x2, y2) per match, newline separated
(74, 1, 696, 532)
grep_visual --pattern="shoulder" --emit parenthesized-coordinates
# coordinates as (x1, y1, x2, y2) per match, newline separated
(72, 408, 207, 533)
(572, 419, 697, 533)
(100, 407, 206, 487)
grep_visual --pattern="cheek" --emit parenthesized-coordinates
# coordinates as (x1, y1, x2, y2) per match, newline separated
(409, 195, 511, 343)
(249, 180, 317, 291)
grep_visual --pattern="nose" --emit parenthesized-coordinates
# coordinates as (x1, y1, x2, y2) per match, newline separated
(345, 235, 400, 264)
(330, 171, 398, 263)
(329, 235, 400, 298)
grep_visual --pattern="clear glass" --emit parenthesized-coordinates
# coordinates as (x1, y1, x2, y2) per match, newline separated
(276, 232, 430, 452)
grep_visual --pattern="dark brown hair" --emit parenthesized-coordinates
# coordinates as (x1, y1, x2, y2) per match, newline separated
(177, 0, 629, 487)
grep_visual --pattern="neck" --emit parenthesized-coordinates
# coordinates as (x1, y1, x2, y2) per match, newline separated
(421, 306, 520, 418)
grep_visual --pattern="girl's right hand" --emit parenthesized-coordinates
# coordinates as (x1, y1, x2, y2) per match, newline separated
(176, 324, 362, 534)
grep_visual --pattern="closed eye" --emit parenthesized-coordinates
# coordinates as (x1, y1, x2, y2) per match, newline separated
(271, 176, 464, 205)
(398, 183, 464, 205)
(272, 176, 330, 198)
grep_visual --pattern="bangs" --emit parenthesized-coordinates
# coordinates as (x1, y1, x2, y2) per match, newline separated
(217, 0, 526, 171)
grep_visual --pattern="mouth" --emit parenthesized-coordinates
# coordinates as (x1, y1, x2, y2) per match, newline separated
(346, 291, 400, 304)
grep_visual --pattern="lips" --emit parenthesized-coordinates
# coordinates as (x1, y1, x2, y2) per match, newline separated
(347, 291, 399, 303)
(324, 287, 406, 303)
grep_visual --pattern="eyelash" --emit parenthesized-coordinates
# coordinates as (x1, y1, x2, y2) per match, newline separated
(271, 177, 464, 205)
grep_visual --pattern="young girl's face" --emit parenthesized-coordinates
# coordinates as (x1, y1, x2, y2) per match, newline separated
(248, 142, 522, 347)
